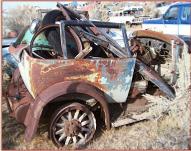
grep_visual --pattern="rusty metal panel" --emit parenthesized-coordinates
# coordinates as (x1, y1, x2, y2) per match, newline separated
(132, 30, 184, 45)
(18, 50, 136, 103)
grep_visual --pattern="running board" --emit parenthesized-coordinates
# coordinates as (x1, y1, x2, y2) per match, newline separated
(111, 94, 175, 128)
(111, 111, 151, 127)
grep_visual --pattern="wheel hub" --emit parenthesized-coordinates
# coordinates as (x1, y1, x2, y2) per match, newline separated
(64, 120, 81, 136)
(51, 103, 96, 147)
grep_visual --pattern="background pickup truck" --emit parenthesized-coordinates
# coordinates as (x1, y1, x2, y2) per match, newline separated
(142, 2, 191, 51)
(109, 6, 151, 26)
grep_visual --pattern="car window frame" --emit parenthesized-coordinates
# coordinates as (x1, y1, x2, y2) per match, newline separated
(164, 6, 179, 20)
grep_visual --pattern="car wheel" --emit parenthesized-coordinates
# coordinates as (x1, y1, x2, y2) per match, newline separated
(49, 102, 96, 148)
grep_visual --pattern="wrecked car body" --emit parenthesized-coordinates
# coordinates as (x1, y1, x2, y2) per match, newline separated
(6, 3, 189, 148)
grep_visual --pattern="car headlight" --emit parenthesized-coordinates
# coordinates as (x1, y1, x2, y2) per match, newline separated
(30, 19, 41, 34)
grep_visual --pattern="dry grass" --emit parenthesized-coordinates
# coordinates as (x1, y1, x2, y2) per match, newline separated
(88, 90, 190, 149)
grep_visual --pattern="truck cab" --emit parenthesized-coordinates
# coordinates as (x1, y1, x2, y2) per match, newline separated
(142, 2, 191, 49)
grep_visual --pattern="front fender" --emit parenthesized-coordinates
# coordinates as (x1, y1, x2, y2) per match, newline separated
(132, 30, 184, 45)
(24, 81, 110, 142)
(136, 60, 175, 99)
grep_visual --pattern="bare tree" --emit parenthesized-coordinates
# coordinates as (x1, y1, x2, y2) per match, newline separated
(3, 5, 38, 34)
(143, 2, 158, 17)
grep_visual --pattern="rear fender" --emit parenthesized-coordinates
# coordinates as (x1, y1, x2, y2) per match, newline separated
(24, 81, 110, 142)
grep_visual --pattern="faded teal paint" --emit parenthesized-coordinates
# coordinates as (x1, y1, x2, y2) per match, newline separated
(21, 29, 34, 44)
(19, 50, 136, 103)
(33, 33, 49, 46)
(21, 29, 51, 51)
(99, 58, 136, 103)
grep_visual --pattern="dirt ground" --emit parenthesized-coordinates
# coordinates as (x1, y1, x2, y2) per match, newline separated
(1, 28, 190, 150)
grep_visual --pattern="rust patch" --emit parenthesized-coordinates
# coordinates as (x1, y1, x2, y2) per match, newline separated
(7, 69, 34, 123)
(29, 58, 105, 96)
(9, 44, 27, 55)
(21, 51, 135, 100)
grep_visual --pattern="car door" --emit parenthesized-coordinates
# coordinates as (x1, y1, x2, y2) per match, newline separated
(163, 6, 179, 35)
(179, 5, 191, 37)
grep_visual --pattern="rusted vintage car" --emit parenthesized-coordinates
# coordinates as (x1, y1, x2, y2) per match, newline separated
(6, 3, 187, 148)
